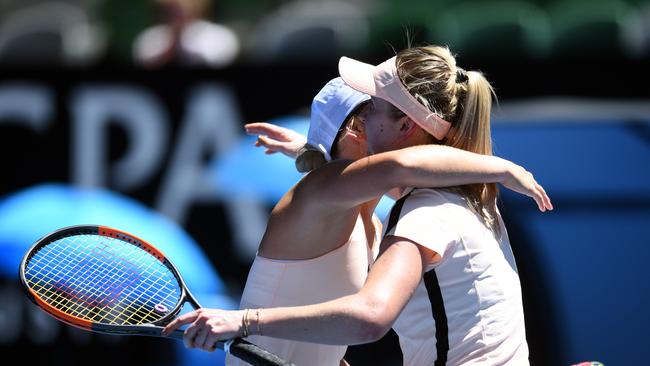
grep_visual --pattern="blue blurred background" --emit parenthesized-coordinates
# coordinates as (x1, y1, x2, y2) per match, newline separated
(0, 0, 649, 365)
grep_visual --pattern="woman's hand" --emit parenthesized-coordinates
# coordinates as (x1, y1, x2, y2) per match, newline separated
(501, 162, 553, 212)
(245, 122, 307, 159)
(163, 309, 246, 352)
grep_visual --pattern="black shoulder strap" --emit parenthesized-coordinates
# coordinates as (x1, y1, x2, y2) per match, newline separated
(383, 189, 415, 238)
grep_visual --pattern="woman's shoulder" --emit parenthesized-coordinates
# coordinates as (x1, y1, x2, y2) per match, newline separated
(406, 187, 466, 206)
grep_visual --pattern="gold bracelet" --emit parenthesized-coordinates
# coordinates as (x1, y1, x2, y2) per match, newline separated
(242, 309, 250, 338)
(246, 308, 252, 337)
(255, 309, 262, 336)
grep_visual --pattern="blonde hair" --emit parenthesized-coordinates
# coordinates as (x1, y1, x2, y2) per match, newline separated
(396, 45, 500, 233)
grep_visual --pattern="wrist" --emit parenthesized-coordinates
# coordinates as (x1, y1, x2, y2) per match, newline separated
(240, 309, 250, 338)
(241, 308, 263, 337)
(291, 144, 306, 159)
(499, 159, 517, 182)
(249, 309, 263, 336)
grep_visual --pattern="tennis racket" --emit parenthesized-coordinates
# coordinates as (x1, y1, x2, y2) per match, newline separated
(19, 225, 294, 366)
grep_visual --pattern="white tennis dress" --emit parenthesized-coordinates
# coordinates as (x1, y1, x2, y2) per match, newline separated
(384, 188, 529, 366)
(226, 215, 376, 366)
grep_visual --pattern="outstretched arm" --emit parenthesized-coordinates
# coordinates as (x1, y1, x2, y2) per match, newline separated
(245, 122, 307, 158)
(299, 145, 552, 212)
(162, 235, 428, 350)
(245, 123, 552, 211)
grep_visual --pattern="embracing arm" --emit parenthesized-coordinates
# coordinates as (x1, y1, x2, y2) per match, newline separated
(162, 236, 427, 349)
(300, 145, 552, 212)
(245, 122, 551, 211)
(253, 235, 425, 344)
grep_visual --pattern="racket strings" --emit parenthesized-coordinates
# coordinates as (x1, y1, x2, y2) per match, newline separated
(27, 237, 148, 323)
(27, 237, 133, 320)
(25, 234, 182, 326)
(27, 236, 179, 325)
(31, 237, 179, 325)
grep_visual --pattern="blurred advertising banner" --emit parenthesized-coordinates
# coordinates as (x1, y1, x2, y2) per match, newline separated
(0, 65, 649, 366)
(0, 66, 332, 366)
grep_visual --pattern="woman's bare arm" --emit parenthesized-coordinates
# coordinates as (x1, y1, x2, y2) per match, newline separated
(162, 235, 429, 349)
(245, 122, 307, 158)
(298, 145, 552, 213)
(245, 122, 552, 212)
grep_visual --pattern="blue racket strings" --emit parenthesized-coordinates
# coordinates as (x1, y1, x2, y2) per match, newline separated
(24, 234, 183, 325)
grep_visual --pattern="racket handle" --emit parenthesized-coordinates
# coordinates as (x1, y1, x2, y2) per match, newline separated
(168, 329, 186, 341)
(226, 338, 296, 366)
(168, 330, 294, 366)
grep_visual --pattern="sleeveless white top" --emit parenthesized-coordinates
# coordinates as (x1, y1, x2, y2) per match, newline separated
(227, 215, 375, 366)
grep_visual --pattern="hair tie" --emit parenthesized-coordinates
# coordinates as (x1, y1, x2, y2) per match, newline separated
(456, 68, 469, 84)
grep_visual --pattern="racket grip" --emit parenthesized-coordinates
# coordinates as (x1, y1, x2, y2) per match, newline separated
(227, 338, 296, 366)
(168, 331, 294, 366)
(168, 329, 186, 341)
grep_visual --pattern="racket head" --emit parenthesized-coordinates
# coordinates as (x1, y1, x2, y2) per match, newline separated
(19, 225, 193, 336)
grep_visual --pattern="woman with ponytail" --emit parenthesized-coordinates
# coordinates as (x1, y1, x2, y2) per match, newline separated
(165, 47, 552, 366)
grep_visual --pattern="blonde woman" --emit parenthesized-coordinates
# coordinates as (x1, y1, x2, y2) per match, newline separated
(166, 49, 552, 366)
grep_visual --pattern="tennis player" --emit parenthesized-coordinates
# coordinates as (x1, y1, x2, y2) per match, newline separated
(165, 46, 552, 366)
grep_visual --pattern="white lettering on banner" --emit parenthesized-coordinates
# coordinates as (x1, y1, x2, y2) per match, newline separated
(155, 84, 267, 259)
(0, 82, 267, 260)
(71, 86, 170, 190)
(0, 82, 275, 343)
(0, 83, 53, 132)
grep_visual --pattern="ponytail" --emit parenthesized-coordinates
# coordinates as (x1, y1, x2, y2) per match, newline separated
(396, 45, 500, 234)
(446, 71, 500, 234)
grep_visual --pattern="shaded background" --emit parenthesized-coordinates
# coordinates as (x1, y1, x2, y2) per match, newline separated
(1, 0, 649, 365)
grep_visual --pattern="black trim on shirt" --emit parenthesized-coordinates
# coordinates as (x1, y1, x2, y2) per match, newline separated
(383, 190, 414, 238)
(385, 188, 450, 365)
(424, 269, 449, 365)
